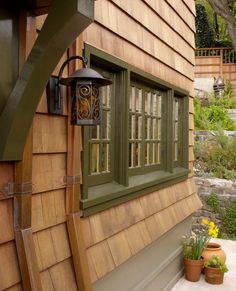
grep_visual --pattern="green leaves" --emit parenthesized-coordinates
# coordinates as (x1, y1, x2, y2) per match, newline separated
(204, 255, 229, 272)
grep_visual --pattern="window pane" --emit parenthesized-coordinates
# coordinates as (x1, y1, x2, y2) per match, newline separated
(157, 96, 162, 118)
(129, 143, 136, 168)
(173, 97, 179, 162)
(130, 87, 135, 112)
(91, 143, 99, 174)
(145, 92, 151, 114)
(132, 115, 136, 139)
(135, 143, 141, 167)
(102, 111, 111, 139)
(91, 125, 99, 139)
(136, 89, 142, 113)
(88, 77, 112, 176)
(145, 143, 150, 165)
(130, 84, 163, 169)
(155, 143, 160, 164)
(101, 143, 110, 172)
(174, 142, 178, 161)
(101, 85, 111, 108)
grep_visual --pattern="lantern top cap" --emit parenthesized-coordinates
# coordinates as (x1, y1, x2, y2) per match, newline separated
(60, 67, 112, 87)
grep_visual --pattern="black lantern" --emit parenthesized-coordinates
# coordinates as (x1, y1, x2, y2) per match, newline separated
(46, 56, 112, 125)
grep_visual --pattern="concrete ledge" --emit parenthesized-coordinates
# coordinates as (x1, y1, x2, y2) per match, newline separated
(93, 216, 192, 291)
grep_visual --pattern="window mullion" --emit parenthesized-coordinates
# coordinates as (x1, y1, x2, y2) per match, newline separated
(141, 88, 145, 167)
(166, 89, 174, 173)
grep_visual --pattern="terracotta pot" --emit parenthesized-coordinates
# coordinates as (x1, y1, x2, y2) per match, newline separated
(183, 258, 204, 282)
(205, 267, 224, 284)
(202, 242, 226, 265)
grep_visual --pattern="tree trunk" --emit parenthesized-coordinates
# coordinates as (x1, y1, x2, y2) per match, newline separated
(208, 0, 236, 50)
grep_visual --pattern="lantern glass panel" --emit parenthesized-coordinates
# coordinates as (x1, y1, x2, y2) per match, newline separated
(71, 81, 101, 125)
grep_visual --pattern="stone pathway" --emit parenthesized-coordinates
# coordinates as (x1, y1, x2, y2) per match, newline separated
(171, 238, 236, 291)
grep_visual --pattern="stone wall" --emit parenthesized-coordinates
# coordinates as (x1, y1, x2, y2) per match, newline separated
(193, 177, 236, 229)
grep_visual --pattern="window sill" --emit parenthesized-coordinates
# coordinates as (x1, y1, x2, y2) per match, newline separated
(80, 167, 189, 216)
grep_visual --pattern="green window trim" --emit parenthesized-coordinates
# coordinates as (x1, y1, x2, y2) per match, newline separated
(81, 44, 189, 216)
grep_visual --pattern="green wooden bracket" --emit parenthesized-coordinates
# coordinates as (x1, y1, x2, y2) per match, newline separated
(0, 0, 94, 161)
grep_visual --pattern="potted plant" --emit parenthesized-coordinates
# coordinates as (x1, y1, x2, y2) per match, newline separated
(204, 255, 228, 284)
(182, 218, 219, 282)
(182, 231, 209, 282)
(200, 218, 226, 265)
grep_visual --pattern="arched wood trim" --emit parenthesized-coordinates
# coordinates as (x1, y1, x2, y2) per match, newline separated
(0, 0, 94, 161)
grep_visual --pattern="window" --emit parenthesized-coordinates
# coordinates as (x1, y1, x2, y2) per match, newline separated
(129, 82, 163, 174)
(81, 45, 189, 216)
(87, 68, 114, 187)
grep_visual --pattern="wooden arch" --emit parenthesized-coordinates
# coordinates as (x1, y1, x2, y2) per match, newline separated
(0, 0, 94, 160)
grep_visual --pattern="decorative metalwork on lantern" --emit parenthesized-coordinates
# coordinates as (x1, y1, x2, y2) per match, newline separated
(70, 80, 100, 125)
(46, 56, 112, 125)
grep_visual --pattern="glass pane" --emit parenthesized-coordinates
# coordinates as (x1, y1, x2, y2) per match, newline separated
(135, 115, 142, 139)
(153, 119, 157, 140)
(129, 143, 135, 168)
(132, 115, 136, 139)
(102, 112, 111, 139)
(145, 92, 151, 114)
(155, 143, 160, 164)
(90, 143, 99, 174)
(129, 143, 132, 167)
(129, 114, 132, 139)
(149, 118, 153, 140)
(174, 142, 178, 161)
(149, 142, 153, 164)
(106, 85, 111, 108)
(101, 86, 111, 108)
(130, 87, 135, 112)
(175, 122, 178, 139)
(145, 143, 150, 165)
(158, 120, 161, 140)
(91, 125, 99, 139)
(136, 89, 142, 113)
(157, 96, 162, 118)
(146, 117, 150, 140)
(101, 143, 110, 172)
(135, 143, 141, 167)
(174, 98, 179, 120)
(138, 116, 142, 139)
(101, 87, 106, 106)
(152, 93, 157, 115)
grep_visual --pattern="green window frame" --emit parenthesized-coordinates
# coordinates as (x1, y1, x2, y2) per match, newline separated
(81, 45, 189, 216)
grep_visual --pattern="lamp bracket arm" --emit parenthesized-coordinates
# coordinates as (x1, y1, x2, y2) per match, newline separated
(57, 55, 88, 85)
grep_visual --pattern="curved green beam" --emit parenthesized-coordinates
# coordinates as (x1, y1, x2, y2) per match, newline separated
(0, 0, 94, 160)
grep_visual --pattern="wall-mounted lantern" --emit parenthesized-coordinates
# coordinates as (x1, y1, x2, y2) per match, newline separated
(46, 56, 112, 125)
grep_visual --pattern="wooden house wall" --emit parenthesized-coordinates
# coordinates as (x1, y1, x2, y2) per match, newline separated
(0, 1, 201, 289)
(81, 0, 201, 282)
(0, 15, 79, 291)
(0, 163, 23, 291)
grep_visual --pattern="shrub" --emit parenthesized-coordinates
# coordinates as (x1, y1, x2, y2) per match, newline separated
(194, 132, 236, 180)
(206, 193, 220, 213)
(194, 97, 236, 131)
(222, 202, 236, 238)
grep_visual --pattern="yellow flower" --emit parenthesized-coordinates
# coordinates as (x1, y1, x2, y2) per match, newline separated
(209, 221, 215, 228)
(208, 223, 219, 238)
(201, 218, 209, 225)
